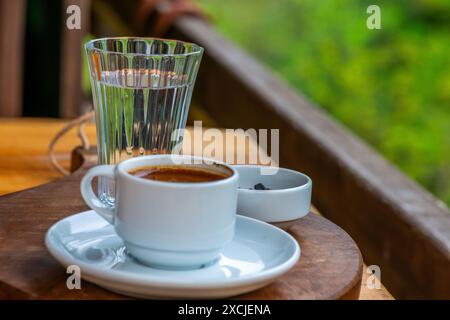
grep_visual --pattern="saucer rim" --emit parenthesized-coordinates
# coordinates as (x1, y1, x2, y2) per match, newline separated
(45, 210, 300, 290)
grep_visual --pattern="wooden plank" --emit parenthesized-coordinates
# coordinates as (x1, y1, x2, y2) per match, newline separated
(0, 118, 96, 195)
(60, 0, 90, 118)
(0, 0, 26, 116)
(159, 16, 450, 299)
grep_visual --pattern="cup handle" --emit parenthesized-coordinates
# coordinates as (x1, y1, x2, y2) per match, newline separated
(80, 165, 116, 224)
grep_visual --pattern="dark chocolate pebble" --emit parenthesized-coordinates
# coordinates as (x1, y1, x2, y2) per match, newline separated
(254, 183, 270, 190)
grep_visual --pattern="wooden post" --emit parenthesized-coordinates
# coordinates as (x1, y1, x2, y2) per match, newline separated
(0, 0, 26, 117)
(60, 0, 90, 118)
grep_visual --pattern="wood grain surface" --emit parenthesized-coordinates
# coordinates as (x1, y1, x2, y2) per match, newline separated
(0, 118, 392, 299)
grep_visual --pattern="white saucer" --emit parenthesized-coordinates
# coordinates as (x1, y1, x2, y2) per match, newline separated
(45, 210, 300, 299)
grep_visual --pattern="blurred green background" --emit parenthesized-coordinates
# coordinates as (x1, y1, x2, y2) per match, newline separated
(196, 0, 450, 206)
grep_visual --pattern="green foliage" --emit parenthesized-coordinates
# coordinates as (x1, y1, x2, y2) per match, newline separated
(196, 0, 450, 205)
(82, 34, 95, 97)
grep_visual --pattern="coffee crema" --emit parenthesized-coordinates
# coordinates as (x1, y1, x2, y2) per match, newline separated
(128, 165, 230, 183)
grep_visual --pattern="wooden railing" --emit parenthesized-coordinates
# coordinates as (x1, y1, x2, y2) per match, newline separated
(97, 0, 450, 299)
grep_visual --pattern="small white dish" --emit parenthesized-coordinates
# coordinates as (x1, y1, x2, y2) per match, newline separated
(45, 210, 300, 299)
(234, 165, 312, 228)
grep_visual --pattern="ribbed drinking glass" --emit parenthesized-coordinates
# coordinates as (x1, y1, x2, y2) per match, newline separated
(85, 37, 203, 206)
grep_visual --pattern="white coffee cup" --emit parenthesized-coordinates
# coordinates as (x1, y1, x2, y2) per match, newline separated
(80, 154, 239, 269)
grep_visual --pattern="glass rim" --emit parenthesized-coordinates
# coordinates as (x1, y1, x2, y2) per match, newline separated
(85, 36, 204, 57)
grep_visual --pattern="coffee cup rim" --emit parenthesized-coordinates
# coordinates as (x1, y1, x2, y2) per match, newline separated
(116, 154, 239, 187)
